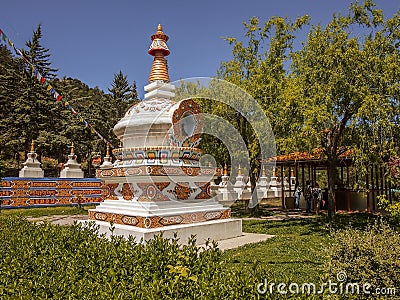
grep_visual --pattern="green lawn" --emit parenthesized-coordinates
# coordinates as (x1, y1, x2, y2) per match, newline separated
(224, 213, 380, 285)
(0, 205, 95, 218)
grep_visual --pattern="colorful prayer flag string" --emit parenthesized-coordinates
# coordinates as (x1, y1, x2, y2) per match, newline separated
(0, 27, 113, 148)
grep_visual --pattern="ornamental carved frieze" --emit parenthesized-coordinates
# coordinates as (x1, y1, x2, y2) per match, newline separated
(88, 209, 231, 229)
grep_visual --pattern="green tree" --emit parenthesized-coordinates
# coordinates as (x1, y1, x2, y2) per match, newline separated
(24, 24, 57, 79)
(284, 0, 400, 217)
(216, 15, 309, 210)
(108, 70, 138, 120)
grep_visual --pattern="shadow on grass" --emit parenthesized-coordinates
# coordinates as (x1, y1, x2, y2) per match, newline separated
(241, 211, 386, 236)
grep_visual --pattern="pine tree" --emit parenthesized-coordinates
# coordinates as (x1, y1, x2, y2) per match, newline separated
(108, 70, 130, 102)
(129, 80, 139, 101)
(108, 70, 137, 119)
(24, 24, 57, 79)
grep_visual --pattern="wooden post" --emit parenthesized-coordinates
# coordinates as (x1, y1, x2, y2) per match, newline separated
(366, 170, 370, 213)
(281, 164, 285, 209)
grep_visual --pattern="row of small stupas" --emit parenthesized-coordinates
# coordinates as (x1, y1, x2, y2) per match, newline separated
(18, 140, 84, 178)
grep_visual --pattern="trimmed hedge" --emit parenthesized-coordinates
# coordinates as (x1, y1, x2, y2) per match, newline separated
(0, 217, 264, 299)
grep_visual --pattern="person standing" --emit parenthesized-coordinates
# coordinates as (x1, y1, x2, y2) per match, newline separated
(294, 181, 302, 209)
(304, 180, 312, 213)
(313, 183, 322, 215)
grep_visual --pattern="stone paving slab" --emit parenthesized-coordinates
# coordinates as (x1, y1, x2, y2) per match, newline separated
(202, 232, 274, 251)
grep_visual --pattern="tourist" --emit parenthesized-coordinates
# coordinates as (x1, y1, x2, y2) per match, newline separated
(313, 183, 322, 215)
(304, 180, 312, 213)
(294, 181, 302, 209)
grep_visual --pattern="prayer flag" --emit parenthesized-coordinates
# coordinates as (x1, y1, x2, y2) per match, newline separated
(46, 84, 52, 91)
(49, 88, 56, 94)
(2, 33, 7, 42)
(71, 107, 77, 114)
(57, 95, 63, 101)
(7, 38, 13, 47)
(53, 92, 59, 99)
(43, 80, 48, 87)
(40, 77, 46, 84)
(64, 101, 69, 107)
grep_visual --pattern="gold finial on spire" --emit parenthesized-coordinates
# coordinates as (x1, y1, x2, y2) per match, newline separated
(262, 165, 266, 177)
(106, 143, 110, 157)
(70, 142, 75, 155)
(238, 164, 242, 176)
(30, 140, 35, 152)
(223, 163, 228, 176)
(148, 23, 170, 83)
(273, 167, 277, 177)
(291, 169, 295, 177)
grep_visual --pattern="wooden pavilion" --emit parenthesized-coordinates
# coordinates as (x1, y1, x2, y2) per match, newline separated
(267, 149, 392, 212)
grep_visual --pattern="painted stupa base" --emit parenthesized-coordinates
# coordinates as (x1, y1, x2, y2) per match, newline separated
(86, 218, 242, 244)
(83, 198, 242, 243)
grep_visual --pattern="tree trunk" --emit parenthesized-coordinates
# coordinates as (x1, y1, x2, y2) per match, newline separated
(327, 159, 338, 219)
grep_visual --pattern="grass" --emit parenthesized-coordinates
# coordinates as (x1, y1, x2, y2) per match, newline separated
(0, 205, 95, 218)
(223, 213, 382, 284)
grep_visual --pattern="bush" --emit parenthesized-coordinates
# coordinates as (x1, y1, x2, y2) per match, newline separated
(324, 219, 400, 297)
(0, 216, 265, 299)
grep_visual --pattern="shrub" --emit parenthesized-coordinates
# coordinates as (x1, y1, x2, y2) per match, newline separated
(0, 216, 265, 299)
(324, 219, 400, 298)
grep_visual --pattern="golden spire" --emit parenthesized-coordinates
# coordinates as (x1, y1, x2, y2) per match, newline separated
(262, 165, 266, 177)
(30, 140, 35, 152)
(291, 169, 295, 177)
(273, 167, 277, 177)
(223, 163, 228, 176)
(148, 24, 170, 83)
(70, 142, 75, 155)
(106, 144, 110, 157)
(238, 164, 242, 176)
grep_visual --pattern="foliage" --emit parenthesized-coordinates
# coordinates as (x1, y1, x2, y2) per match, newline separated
(324, 219, 400, 297)
(377, 156, 400, 223)
(0, 217, 265, 299)
(218, 1, 400, 217)
(108, 70, 139, 119)
(0, 26, 140, 176)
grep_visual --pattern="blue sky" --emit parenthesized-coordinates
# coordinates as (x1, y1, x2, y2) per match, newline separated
(1, 1, 398, 98)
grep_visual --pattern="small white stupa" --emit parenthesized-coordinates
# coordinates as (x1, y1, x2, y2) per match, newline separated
(19, 140, 44, 178)
(60, 143, 84, 178)
(99, 144, 113, 169)
(256, 164, 269, 200)
(217, 164, 238, 206)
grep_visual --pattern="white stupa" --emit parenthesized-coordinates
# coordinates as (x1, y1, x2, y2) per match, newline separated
(82, 24, 242, 243)
(19, 140, 44, 178)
